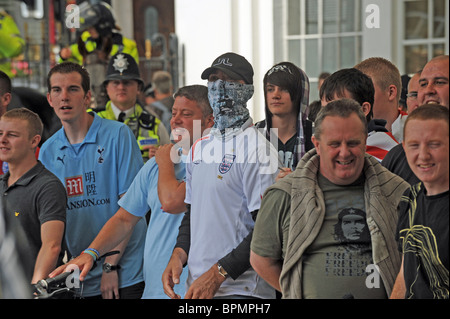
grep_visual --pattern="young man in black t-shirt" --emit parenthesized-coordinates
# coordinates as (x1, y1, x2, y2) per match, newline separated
(0, 108, 67, 285)
(392, 104, 449, 299)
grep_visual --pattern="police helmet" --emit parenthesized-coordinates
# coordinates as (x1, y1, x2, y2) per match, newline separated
(104, 53, 144, 88)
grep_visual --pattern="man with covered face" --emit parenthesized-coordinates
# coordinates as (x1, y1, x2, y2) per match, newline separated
(162, 52, 279, 299)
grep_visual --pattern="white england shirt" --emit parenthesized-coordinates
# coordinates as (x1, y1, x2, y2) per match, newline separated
(185, 123, 279, 298)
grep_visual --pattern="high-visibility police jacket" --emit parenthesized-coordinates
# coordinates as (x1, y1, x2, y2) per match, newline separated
(61, 31, 139, 65)
(0, 10, 25, 78)
(96, 102, 162, 161)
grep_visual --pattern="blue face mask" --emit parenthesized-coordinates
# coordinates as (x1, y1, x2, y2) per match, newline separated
(208, 80, 254, 132)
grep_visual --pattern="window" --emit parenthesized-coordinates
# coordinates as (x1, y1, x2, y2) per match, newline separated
(274, 0, 449, 101)
(280, 0, 363, 101)
(145, 6, 159, 39)
(400, 0, 448, 74)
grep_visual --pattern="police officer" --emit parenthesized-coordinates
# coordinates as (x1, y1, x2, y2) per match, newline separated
(98, 52, 170, 161)
(0, 9, 25, 78)
(59, 1, 139, 65)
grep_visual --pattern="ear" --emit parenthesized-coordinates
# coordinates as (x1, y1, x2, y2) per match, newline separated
(206, 114, 215, 129)
(1, 92, 12, 107)
(84, 90, 92, 106)
(388, 85, 398, 102)
(46, 92, 53, 108)
(31, 134, 41, 148)
(361, 102, 371, 116)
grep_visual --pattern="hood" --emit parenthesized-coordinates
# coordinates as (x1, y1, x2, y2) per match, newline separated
(261, 65, 310, 131)
(257, 63, 310, 168)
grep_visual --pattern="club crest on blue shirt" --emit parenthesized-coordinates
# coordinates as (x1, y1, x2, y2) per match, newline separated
(97, 146, 105, 164)
(218, 154, 236, 174)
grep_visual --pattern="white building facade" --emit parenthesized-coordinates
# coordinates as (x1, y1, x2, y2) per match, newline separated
(173, 0, 449, 122)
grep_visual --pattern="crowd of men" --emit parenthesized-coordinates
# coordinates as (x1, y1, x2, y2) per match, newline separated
(0, 2, 448, 301)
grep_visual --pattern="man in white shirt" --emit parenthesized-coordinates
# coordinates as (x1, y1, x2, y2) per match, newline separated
(163, 52, 279, 299)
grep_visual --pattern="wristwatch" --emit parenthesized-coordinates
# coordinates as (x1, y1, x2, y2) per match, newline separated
(217, 263, 229, 279)
(102, 263, 121, 273)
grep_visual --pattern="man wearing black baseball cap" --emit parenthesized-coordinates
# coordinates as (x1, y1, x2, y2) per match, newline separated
(163, 53, 278, 300)
(98, 53, 170, 161)
(201, 52, 254, 85)
(199, 52, 256, 134)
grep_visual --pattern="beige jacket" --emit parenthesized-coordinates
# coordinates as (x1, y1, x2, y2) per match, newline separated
(269, 149, 409, 298)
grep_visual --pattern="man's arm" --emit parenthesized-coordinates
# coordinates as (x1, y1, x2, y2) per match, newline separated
(216, 211, 259, 280)
(84, 205, 140, 260)
(155, 144, 187, 214)
(390, 257, 406, 299)
(162, 247, 188, 299)
(98, 208, 135, 299)
(49, 207, 141, 281)
(162, 205, 191, 299)
(32, 177, 67, 284)
(250, 188, 290, 294)
(31, 220, 65, 284)
(250, 251, 282, 292)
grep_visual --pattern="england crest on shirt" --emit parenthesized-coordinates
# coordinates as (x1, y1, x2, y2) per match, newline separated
(218, 154, 236, 174)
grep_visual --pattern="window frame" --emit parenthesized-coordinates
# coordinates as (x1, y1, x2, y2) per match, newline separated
(276, 0, 364, 100)
(397, 0, 449, 74)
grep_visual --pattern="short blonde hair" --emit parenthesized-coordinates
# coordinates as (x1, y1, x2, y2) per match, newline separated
(403, 104, 449, 139)
(355, 57, 402, 102)
(1, 108, 43, 138)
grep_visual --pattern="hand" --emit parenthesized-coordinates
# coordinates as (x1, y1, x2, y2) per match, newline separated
(49, 252, 94, 282)
(142, 144, 159, 159)
(162, 250, 185, 299)
(155, 144, 172, 165)
(101, 271, 120, 299)
(156, 144, 181, 166)
(59, 47, 72, 60)
(276, 167, 292, 181)
(184, 263, 226, 299)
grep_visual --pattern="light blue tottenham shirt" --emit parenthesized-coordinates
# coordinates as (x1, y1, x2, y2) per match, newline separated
(39, 113, 146, 297)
